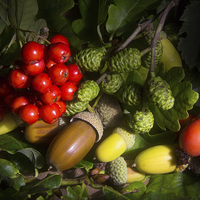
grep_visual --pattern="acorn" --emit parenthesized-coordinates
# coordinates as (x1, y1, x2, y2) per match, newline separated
(106, 156, 145, 186)
(134, 145, 177, 174)
(25, 118, 67, 145)
(95, 94, 123, 128)
(95, 126, 135, 162)
(46, 111, 103, 171)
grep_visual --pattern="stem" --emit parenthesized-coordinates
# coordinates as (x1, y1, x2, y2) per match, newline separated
(149, 0, 179, 73)
(87, 104, 95, 113)
(96, 71, 111, 85)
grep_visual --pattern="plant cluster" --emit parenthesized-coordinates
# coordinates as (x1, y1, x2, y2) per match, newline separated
(1, 0, 200, 200)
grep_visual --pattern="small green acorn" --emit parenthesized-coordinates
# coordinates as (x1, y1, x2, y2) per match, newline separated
(145, 75, 174, 110)
(105, 48, 141, 73)
(131, 110, 154, 134)
(73, 47, 106, 72)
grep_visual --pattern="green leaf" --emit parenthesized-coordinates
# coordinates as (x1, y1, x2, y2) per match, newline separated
(106, 0, 161, 39)
(149, 67, 199, 131)
(63, 183, 89, 200)
(17, 148, 45, 169)
(121, 181, 147, 199)
(20, 173, 62, 195)
(179, 1, 200, 70)
(72, 0, 106, 47)
(37, 0, 83, 52)
(0, 159, 19, 178)
(0, 130, 34, 154)
(142, 171, 200, 200)
(74, 160, 93, 173)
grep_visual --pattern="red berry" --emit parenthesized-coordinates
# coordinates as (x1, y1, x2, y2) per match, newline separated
(45, 58, 56, 69)
(39, 103, 61, 124)
(32, 73, 52, 93)
(4, 91, 20, 107)
(40, 85, 61, 104)
(19, 104, 39, 124)
(23, 59, 45, 76)
(60, 81, 77, 101)
(48, 63, 69, 85)
(40, 44, 49, 61)
(67, 64, 83, 82)
(9, 69, 32, 89)
(55, 100, 67, 115)
(0, 77, 13, 97)
(179, 117, 200, 156)
(21, 41, 44, 64)
(50, 34, 69, 46)
(48, 42, 71, 64)
(11, 96, 29, 115)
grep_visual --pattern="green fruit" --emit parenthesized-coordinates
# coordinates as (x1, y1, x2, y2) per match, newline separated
(118, 84, 142, 106)
(95, 94, 123, 128)
(100, 73, 123, 95)
(64, 100, 89, 116)
(131, 110, 154, 134)
(77, 80, 100, 102)
(146, 76, 174, 110)
(73, 47, 106, 72)
(105, 48, 141, 73)
(141, 39, 163, 69)
(106, 156, 127, 186)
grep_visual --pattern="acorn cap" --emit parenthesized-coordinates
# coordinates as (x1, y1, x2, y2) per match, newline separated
(107, 156, 127, 186)
(113, 127, 135, 150)
(71, 111, 103, 142)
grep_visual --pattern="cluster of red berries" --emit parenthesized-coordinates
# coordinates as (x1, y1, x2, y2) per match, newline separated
(0, 34, 83, 125)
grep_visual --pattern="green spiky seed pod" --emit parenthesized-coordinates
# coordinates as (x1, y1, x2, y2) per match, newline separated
(113, 126, 135, 150)
(77, 80, 100, 102)
(118, 84, 142, 106)
(141, 39, 163, 69)
(107, 156, 127, 186)
(95, 94, 123, 128)
(146, 76, 174, 110)
(73, 47, 106, 72)
(131, 110, 154, 134)
(105, 48, 141, 73)
(64, 100, 89, 116)
(100, 73, 123, 95)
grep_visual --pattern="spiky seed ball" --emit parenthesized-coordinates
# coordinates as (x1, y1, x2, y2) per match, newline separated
(105, 48, 141, 73)
(64, 100, 89, 117)
(100, 73, 123, 95)
(77, 80, 100, 102)
(107, 156, 127, 186)
(95, 94, 123, 128)
(131, 110, 154, 134)
(71, 111, 103, 142)
(118, 84, 142, 106)
(73, 47, 106, 72)
(146, 76, 174, 110)
(141, 39, 163, 69)
(113, 127, 135, 149)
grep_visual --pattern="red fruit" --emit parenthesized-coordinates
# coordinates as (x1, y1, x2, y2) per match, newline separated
(0, 77, 13, 97)
(19, 104, 39, 124)
(39, 103, 61, 124)
(67, 64, 83, 82)
(21, 41, 44, 64)
(40, 44, 49, 61)
(11, 96, 29, 115)
(9, 69, 32, 89)
(45, 58, 56, 69)
(23, 59, 45, 76)
(0, 98, 8, 114)
(55, 100, 67, 115)
(4, 91, 20, 107)
(48, 63, 69, 85)
(48, 42, 71, 64)
(32, 73, 52, 93)
(40, 85, 61, 104)
(50, 34, 69, 46)
(179, 117, 200, 156)
(60, 81, 77, 101)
